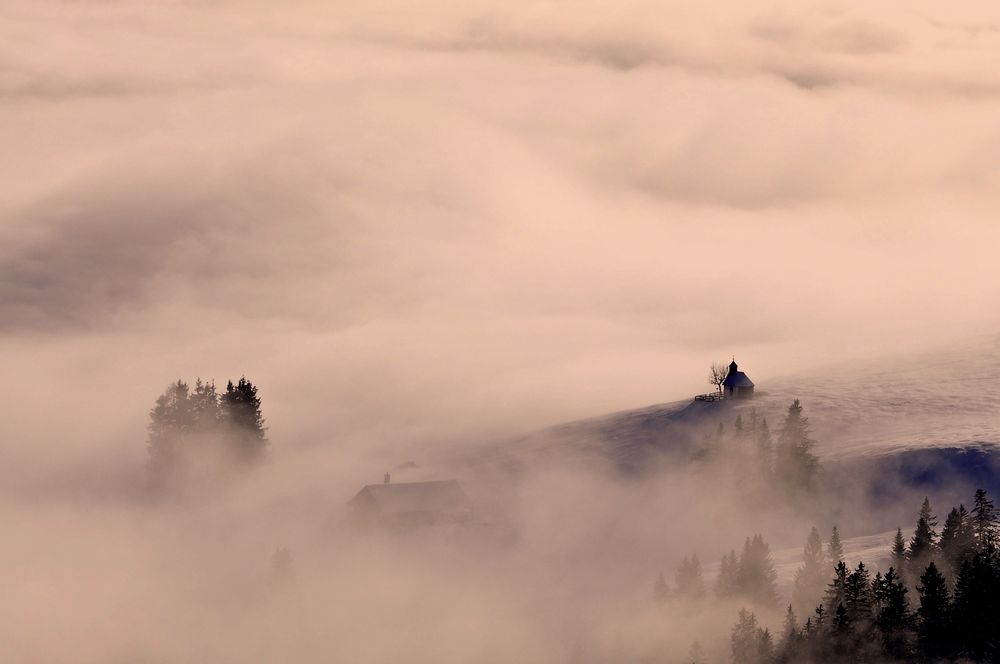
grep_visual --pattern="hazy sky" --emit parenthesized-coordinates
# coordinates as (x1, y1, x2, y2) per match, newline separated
(3, 0, 1000, 485)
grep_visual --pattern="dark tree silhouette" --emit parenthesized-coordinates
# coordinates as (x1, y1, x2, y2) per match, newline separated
(952, 554, 1000, 660)
(916, 561, 951, 659)
(709, 362, 729, 396)
(775, 400, 819, 492)
(146, 376, 269, 487)
(222, 377, 268, 460)
(940, 504, 975, 575)
(972, 489, 998, 556)
(908, 497, 938, 580)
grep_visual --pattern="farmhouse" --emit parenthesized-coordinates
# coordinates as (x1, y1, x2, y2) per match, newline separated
(722, 359, 755, 399)
(348, 477, 473, 527)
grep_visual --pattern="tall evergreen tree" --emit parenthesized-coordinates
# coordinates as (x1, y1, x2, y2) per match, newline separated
(971, 489, 998, 556)
(675, 556, 706, 601)
(873, 566, 912, 658)
(909, 497, 939, 578)
(828, 525, 845, 566)
(890, 527, 908, 584)
(147, 380, 193, 481)
(844, 561, 874, 626)
(730, 609, 772, 664)
(731, 609, 759, 664)
(824, 560, 850, 615)
(916, 561, 951, 659)
(717, 550, 740, 598)
(952, 554, 1000, 660)
(940, 504, 975, 574)
(774, 400, 819, 492)
(792, 526, 827, 616)
(222, 377, 267, 460)
(190, 378, 221, 432)
(737, 535, 779, 607)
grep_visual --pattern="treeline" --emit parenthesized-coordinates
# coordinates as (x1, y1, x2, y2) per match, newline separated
(695, 399, 820, 498)
(730, 489, 1000, 664)
(147, 377, 267, 486)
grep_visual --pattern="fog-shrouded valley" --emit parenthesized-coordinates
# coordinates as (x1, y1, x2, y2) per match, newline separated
(3, 1, 1000, 663)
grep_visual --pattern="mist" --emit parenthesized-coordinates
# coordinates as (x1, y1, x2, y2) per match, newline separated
(2, 0, 1000, 662)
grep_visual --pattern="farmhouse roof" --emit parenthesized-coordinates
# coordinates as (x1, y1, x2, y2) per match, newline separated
(348, 480, 472, 515)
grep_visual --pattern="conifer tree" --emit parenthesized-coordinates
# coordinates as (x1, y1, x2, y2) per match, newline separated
(792, 526, 827, 616)
(737, 535, 779, 607)
(775, 400, 819, 492)
(874, 567, 912, 658)
(827, 525, 844, 566)
(952, 554, 1000, 660)
(916, 561, 951, 659)
(824, 561, 849, 615)
(147, 380, 193, 481)
(731, 609, 759, 664)
(890, 527, 907, 584)
(778, 605, 799, 661)
(844, 561, 874, 626)
(971, 489, 998, 556)
(908, 497, 938, 578)
(940, 505, 975, 573)
(717, 550, 739, 598)
(675, 556, 706, 601)
(222, 377, 267, 460)
(190, 378, 221, 432)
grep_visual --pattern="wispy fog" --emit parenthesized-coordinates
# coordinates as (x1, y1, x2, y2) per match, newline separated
(2, 1, 999, 661)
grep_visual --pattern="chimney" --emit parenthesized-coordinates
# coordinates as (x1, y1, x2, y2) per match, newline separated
(384, 472, 391, 485)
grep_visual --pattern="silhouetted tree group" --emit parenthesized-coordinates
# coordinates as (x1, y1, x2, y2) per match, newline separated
(695, 400, 820, 499)
(731, 489, 1000, 663)
(147, 377, 267, 486)
(656, 535, 778, 610)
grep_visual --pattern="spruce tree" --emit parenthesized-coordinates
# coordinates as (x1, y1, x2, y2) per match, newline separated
(737, 535, 779, 607)
(717, 550, 739, 598)
(940, 504, 975, 574)
(844, 561, 874, 626)
(909, 497, 938, 579)
(775, 400, 819, 492)
(828, 525, 845, 566)
(890, 527, 907, 585)
(824, 561, 849, 615)
(731, 609, 760, 664)
(916, 561, 951, 659)
(675, 556, 706, 601)
(874, 567, 912, 659)
(952, 554, 1000, 660)
(971, 489, 998, 556)
(792, 526, 827, 616)
(778, 605, 799, 662)
(222, 377, 267, 460)
(147, 380, 193, 482)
